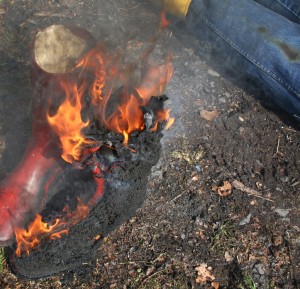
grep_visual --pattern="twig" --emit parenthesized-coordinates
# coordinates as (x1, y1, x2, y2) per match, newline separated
(281, 127, 297, 133)
(232, 180, 274, 202)
(34, 12, 68, 17)
(168, 192, 184, 203)
(276, 137, 280, 153)
(140, 268, 168, 287)
(1, 30, 11, 42)
(274, 136, 284, 157)
(291, 180, 300, 187)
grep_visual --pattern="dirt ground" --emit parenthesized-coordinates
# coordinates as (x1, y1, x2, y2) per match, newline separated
(0, 0, 299, 288)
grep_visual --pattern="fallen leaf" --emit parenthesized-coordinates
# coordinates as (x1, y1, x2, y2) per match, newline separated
(171, 150, 192, 164)
(198, 230, 206, 240)
(273, 235, 283, 246)
(211, 281, 220, 289)
(195, 263, 215, 283)
(239, 213, 252, 226)
(192, 176, 199, 181)
(212, 185, 218, 191)
(200, 109, 218, 121)
(224, 251, 233, 263)
(93, 234, 101, 241)
(274, 208, 289, 217)
(213, 181, 232, 197)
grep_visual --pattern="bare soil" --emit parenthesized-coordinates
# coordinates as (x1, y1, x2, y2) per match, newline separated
(0, 0, 299, 288)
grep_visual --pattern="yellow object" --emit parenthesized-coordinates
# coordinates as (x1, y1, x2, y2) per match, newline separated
(162, 0, 192, 17)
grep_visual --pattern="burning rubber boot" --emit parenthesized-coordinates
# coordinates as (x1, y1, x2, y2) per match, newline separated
(157, 0, 300, 120)
(0, 25, 96, 246)
(0, 21, 174, 249)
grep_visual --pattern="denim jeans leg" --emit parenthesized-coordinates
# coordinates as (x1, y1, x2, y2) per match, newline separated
(185, 0, 300, 119)
(254, 0, 300, 23)
(276, 0, 300, 21)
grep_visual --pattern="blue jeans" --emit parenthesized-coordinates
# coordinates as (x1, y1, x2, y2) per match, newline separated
(185, 0, 300, 120)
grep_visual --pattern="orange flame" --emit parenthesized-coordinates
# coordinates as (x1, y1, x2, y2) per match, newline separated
(47, 80, 91, 163)
(136, 55, 173, 100)
(151, 108, 175, 132)
(47, 44, 174, 153)
(14, 199, 90, 256)
(160, 10, 169, 30)
(75, 198, 90, 220)
(14, 215, 65, 256)
(104, 56, 174, 142)
(17, 29, 175, 257)
(166, 116, 175, 129)
(75, 45, 108, 105)
(104, 92, 145, 143)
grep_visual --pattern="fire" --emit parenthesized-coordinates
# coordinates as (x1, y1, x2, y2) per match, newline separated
(47, 80, 91, 163)
(18, 31, 175, 256)
(151, 108, 175, 132)
(102, 57, 174, 142)
(136, 55, 173, 100)
(47, 45, 174, 151)
(73, 198, 90, 220)
(14, 214, 65, 256)
(123, 130, 129, 145)
(75, 45, 108, 105)
(104, 92, 145, 143)
(14, 199, 90, 256)
(160, 10, 170, 30)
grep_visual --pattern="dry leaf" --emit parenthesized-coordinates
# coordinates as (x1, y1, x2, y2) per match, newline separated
(195, 263, 216, 283)
(200, 231, 206, 240)
(192, 175, 199, 182)
(212, 185, 218, 191)
(224, 251, 233, 262)
(200, 109, 218, 121)
(93, 234, 101, 241)
(212, 281, 220, 289)
(273, 235, 283, 246)
(212, 181, 232, 197)
(239, 213, 252, 226)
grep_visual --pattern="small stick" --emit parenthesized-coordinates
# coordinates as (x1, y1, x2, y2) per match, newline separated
(232, 180, 274, 202)
(275, 137, 284, 157)
(140, 269, 168, 287)
(168, 192, 184, 203)
(34, 12, 67, 17)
